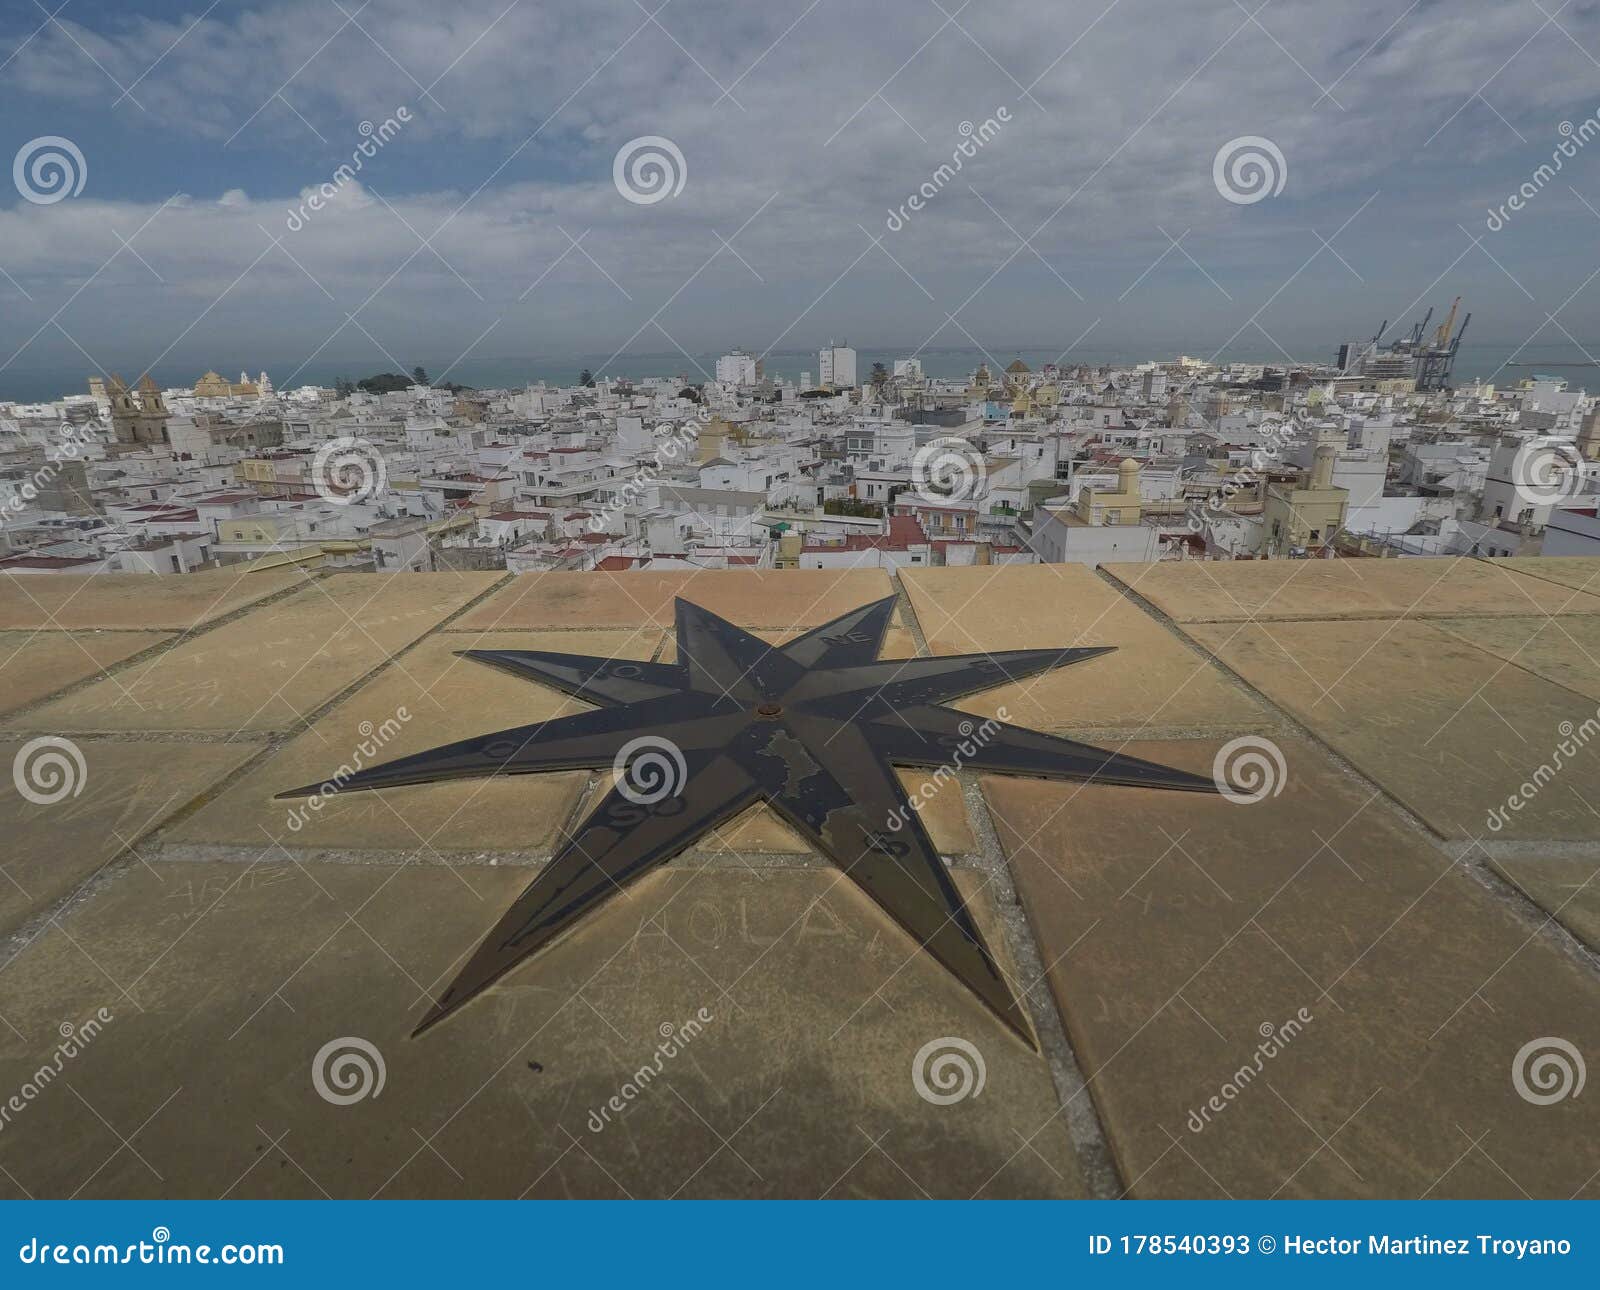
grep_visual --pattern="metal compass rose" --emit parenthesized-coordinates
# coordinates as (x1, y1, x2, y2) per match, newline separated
(280, 595, 1218, 1042)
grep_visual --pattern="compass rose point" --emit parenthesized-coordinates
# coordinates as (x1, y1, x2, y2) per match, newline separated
(285, 594, 1214, 1039)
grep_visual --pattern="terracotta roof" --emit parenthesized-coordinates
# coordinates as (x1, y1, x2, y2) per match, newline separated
(802, 514, 928, 553)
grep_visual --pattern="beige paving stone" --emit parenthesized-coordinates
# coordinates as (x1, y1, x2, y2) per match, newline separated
(900, 564, 1267, 733)
(1431, 616, 1600, 701)
(1482, 556, 1600, 599)
(1488, 856, 1600, 953)
(0, 862, 1080, 1198)
(1104, 556, 1600, 622)
(21, 574, 500, 735)
(169, 631, 664, 853)
(451, 569, 895, 631)
(0, 631, 171, 717)
(0, 568, 309, 631)
(1184, 618, 1600, 840)
(982, 738, 1600, 1199)
(0, 741, 257, 935)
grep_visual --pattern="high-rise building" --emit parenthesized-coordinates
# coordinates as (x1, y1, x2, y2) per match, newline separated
(715, 349, 757, 385)
(819, 342, 856, 389)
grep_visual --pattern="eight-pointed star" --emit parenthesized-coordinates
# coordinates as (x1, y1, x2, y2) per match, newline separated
(280, 595, 1219, 1043)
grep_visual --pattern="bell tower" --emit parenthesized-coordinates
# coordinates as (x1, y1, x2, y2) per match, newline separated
(134, 374, 170, 444)
(107, 374, 138, 443)
(107, 373, 171, 445)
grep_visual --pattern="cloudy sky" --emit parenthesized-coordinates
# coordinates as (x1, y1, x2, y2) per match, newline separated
(6, 0, 1600, 397)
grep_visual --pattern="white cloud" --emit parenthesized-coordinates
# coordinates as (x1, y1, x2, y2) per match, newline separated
(6, 0, 1600, 384)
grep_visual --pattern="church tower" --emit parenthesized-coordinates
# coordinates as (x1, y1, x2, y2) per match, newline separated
(134, 374, 171, 443)
(107, 374, 138, 443)
(108, 374, 171, 446)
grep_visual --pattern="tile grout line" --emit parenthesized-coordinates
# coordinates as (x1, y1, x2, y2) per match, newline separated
(0, 572, 518, 972)
(0, 570, 333, 727)
(138, 842, 849, 870)
(1469, 555, 1600, 600)
(1426, 617, 1600, 710)
(142, 571, 518, 835)
(893, 571, 1125, 1200)
(962, 774, 1126, 1199)
(1129, 609, 1600, 625)
(1095, 565, 1600, 987)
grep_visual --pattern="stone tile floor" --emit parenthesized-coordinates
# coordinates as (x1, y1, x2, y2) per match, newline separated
(0, 559, 1596, 1198)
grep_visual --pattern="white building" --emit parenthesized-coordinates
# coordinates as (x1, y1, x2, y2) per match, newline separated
(819, 343, 857, 390)
(715, 350, 757, 386)
(1481, 435, 1585, 531)
(1543, 505, 1600, 556)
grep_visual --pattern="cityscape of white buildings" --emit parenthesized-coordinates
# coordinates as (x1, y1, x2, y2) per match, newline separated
(4, 321, 1600, 580)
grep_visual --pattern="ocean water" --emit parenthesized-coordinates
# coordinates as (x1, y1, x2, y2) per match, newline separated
(5, 342, 1596, 405)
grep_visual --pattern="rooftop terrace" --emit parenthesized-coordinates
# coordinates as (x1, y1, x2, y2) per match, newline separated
(1, 557, 1597, 1198)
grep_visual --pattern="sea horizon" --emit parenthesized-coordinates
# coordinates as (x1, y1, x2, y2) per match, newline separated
(4, 340, 1598, 406)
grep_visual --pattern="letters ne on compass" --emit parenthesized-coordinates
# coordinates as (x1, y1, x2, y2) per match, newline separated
(279, 594, 1220, 1044)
